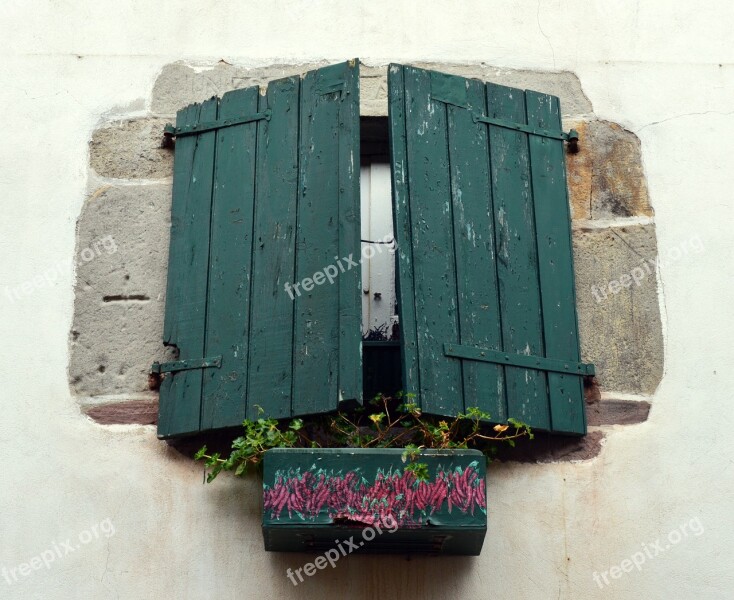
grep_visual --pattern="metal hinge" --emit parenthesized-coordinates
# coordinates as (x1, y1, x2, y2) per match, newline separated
(151, 355, 223, 374)
(472, 114, 578, 144)
(163, 109, 272, 139)
(444, 343, 594, 376)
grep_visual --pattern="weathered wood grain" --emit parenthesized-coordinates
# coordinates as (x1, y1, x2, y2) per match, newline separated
(159, 99, 218, 438)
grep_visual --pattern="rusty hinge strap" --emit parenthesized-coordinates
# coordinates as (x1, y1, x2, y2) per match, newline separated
(164, 109, 272, 138)
(444, 343, 595, 376)
(151, 355, 223, 374)
(473, 114, 577, 142)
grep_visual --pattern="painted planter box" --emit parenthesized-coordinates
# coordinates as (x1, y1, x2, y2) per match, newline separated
(262, 448, 487, 555)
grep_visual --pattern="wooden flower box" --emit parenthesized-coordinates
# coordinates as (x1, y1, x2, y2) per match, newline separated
(262, 448, 487, 555)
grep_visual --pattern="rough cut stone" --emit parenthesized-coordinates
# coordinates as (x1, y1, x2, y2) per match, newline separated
(151, 61, 593, 118)
(90, 117, 173, 180)
(586, 398, 651, 426)
(86, 400, 158, 425)
(587, 120, 652, 219)
(151, 61, 328, 116)
(573, 225, 663, 395)
(564, 120, 592, 220)
(70, 184, 175, 396)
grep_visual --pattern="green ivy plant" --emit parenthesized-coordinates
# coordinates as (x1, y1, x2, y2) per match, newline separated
(196, 393, 533, 483)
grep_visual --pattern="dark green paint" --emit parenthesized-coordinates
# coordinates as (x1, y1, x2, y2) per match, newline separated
(486, 81, 549, 429)
(293, 60, 361, 415)
(388, 64, 589, 435)
(444, 344, 595, 376)
(262, 448, 487, 555)
(157, 61, 362, 438)
(166, 109, 271, 137)
(525, 90, 587, 433)
(387, 64, 421, 409)
(399, 66, 462, 416)
(472, 114, 570, 140)
(247, 76, 301, 421)
(445, 75, 506, 421)
(200, 87, 259, 431)
(159, 99, 218, 438)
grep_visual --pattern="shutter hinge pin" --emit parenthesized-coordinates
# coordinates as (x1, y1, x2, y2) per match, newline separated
(566, 129, 580, 154)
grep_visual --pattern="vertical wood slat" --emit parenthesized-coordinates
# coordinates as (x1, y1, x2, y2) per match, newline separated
(200, 88, 259, 430)
(292, 66, 339, 415)
(387, 64, 421, 404)
(292, 61, 360, 415)
(337, 61, 362, 407)
(159, 98, 219, 438)
(446, 77, 506, 421)
(485, 83, 550, 430)
(402, 66, 462, 416)
(247, 76, 301, 420)
(525, 90, 586, 433)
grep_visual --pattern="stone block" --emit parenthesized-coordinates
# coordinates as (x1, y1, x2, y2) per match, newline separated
(70, 184, 175, 396)
(587, 120, 652, 219)
(564, 120, 592, 220)
(151, 61, 593, 118)
(90, 117, 173, 180)
(150, 61, 327, 116)
(586, 398, 651, 426)
(85, 399, 158, 425)
(573, 225, 664, 395)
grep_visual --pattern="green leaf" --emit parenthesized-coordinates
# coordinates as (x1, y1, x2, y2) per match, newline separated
(404, 462, 430, 482)
(289, 418, 304, 431)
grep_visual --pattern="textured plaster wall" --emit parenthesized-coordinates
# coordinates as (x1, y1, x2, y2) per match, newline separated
(1, 2, 733, 599)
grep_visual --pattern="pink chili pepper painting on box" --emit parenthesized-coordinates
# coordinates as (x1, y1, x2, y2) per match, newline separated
(263, 462, 486, 529)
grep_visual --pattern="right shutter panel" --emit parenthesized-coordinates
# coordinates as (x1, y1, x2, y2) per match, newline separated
(388, 64, 591, 435)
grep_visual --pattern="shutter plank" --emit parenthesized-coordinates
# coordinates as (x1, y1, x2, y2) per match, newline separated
(200, 88, 258, 430)
(486, 83, 550, 429)
(337, 62, 362, 406)
(403, 66, 462, 415)
(159, 98, 218, 438)
(387, 65, 421, 400)
(525, 90, 586, 433)
(293, 62, 358, 415)
(248, 77, 301, 419)
(446, 78, 506, 420)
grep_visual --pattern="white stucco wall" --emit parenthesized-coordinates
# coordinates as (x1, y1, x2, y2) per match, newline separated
(1, 1, 732, 598)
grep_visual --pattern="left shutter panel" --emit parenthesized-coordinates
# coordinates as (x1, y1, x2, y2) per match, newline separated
(157, 60, 362, 439)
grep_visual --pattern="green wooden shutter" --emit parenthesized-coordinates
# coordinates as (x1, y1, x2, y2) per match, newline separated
(157, 60, 361, 438)
(388, 64, 592, 435)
